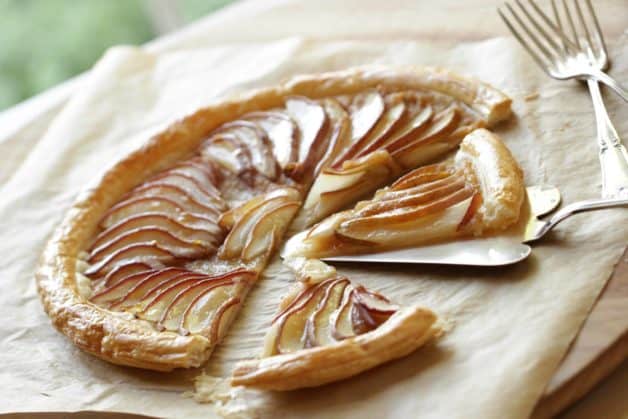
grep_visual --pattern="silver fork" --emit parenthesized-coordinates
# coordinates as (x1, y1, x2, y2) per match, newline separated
(498, 0, 628, 101)
(499, 0, 628, 198)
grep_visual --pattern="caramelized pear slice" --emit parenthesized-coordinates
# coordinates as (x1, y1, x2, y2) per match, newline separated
(285, 97, 327, 166)
(182, 280, 245, 337)
(244, 111, 298, 168)
(333, 95, 406, 168)
(109, 268, 196, 310)
(88, 227, 209, 263)
(91, 213, 222, 253)
(348, 89, 385, 143)
(310, 279, 350, 346)
(102, 262, 157, 287)
(159, 269, 254, 333)
(220, 194, 296, 260)
(101, 196, 215, 230)
(212, 121, 279, 180)
(242, 201, 300, 261)
(84, 243, 184, 277)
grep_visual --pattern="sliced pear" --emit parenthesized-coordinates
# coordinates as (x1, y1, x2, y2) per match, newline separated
(88, 227, 209, 264)
(91, 213, 222, 253)
(390, 163, 453, 190)
(84, 243, 184, 278)
(338, 194, 474, 247)
(348, 89, 385, 143)
(102, 262, 157, 287)
(110, 268, 196, 310)
(219, 187, 300, 230)
(244, 111, 298, 168)
(242, 202, 300, 261)
(275, 282, 327, 353)
(310, 98, 351, 178)
(201, 135, 255, 176)
(354, 178, 466, 217)
(219, 195, 294, 260)
(182, 281, 243, 336)
(129, 183, 222, 215)
(391, 107, 461, 168)
(311, 279, 349, 346)
(285, 97, 326, 166)
(212, 121, 278, 180)
(373, 173, 459, 202)
(333, 95, 406, 168)
(90, 269, 160, 306)
(331, 287, 356, 340)
(159, 269, 254, 332)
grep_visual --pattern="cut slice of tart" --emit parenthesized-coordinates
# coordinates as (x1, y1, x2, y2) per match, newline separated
(231, 260, 439, 390)
(285, 129, 524, 258)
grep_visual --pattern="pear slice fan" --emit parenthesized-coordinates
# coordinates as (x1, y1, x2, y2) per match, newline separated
(37, 67, 519, 387)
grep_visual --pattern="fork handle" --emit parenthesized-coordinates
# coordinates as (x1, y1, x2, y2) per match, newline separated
(546, 197, 628, 230)
(590, 71, 628, 103)
(587, 79, 628, 198)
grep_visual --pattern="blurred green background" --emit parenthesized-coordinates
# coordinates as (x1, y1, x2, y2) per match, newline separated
(0, 0, 234, 111)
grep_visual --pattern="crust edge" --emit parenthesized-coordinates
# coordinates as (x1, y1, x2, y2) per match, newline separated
(230, 307, 439, 390)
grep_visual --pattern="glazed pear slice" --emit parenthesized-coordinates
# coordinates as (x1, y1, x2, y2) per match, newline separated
(232, 273, 438, 391)
(241, 201, 300, 261)
(332, 95, 406, 168)
(347, 90, 385, 144)
(201, 135, 257, 179)
(100, 197, 217, 230)
(299, 150, 402, 228)
(158, 269, 255, 333)
(102, 262, 157, 287)
(128, 183, 223, 216)
(90, 267, 191, 306)
(219, 189, 301, 260)
(90, 213, 223, 253)
(211, 121, 279, 180)
(84, 243, 184, 278)
(310, 98, 352, 179)
(285, 96, 327, 170)
(108, 268, 199, 310)
(87, 227, 209, 264)
(244, 111, 299, 168)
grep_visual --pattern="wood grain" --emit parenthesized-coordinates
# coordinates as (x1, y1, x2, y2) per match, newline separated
(534, 246, 628, 418)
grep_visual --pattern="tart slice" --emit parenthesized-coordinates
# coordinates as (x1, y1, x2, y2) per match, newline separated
(285, 129, 525, 258)
(231, 261, 439, 390)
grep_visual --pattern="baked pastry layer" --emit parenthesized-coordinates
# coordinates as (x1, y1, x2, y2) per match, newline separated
(37, 66, 512, 372)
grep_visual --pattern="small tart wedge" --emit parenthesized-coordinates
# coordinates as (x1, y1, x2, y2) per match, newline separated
(231, 260, 439, 390)
(285, 129, 525, 258)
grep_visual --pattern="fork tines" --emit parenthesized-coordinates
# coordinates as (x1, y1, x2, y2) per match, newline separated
(498, 0, 608, 72)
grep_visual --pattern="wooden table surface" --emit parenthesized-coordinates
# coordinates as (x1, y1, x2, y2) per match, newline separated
(1, 1, 626, 417)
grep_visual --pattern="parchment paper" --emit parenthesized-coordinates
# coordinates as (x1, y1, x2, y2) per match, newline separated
(0, 35, 626, 419)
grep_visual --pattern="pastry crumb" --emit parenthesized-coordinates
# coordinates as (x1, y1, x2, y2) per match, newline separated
(524, 92, 539, 101)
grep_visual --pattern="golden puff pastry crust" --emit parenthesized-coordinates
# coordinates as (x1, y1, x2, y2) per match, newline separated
(37, 66, 511, 372)
(231, 306, 439, 390)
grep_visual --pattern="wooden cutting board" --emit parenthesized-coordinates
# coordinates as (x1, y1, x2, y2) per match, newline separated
(533, 246, 628, 418)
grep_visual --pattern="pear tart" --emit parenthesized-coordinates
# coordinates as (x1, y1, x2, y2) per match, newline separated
(285, 129, 525, 258)
(231, 261, 439, 390)
(37, 67, 511, 373)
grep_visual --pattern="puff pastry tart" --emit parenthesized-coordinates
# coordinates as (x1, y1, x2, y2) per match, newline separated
(285, 129, 525, 258)
(231, 260, 439, 390)
(36, 66, 512, 373)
